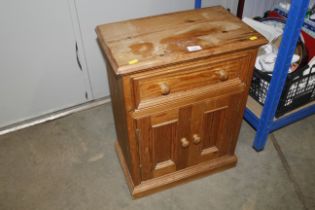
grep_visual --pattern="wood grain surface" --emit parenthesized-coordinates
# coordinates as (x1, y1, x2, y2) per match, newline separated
(96, 6, 267, 75)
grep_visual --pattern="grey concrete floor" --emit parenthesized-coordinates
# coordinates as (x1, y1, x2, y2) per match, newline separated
(0, 103, 314, 210)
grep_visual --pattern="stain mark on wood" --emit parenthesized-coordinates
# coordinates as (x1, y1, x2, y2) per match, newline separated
(185, 19, 196, 23)
(160, 28, 222, 53)
(130, 42, 154, 58)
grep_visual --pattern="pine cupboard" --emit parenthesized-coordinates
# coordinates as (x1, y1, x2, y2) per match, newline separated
(96, 6, 267, 198)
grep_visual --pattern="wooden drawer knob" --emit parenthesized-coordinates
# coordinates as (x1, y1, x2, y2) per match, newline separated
(160, 82, 170, 95)
(180, 137, 190, 148)
(192, 134, 201, 144)
(216, 70, 229, 81)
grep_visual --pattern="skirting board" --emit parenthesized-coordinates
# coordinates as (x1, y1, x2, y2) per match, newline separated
(0, 97, 111, 136)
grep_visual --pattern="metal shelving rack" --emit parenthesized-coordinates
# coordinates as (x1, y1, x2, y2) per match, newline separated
(195, 0, 315, 151)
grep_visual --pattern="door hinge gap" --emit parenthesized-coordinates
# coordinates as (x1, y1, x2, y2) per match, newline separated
(75, 41, 83, 71)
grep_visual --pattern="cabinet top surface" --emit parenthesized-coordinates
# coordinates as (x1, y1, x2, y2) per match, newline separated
(96, 6, 267, 75)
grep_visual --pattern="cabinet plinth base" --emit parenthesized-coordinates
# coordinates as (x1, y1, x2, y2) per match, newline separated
(115, 141, 237, 198)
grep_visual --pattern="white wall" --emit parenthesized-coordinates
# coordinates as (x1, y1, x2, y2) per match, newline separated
(0, 0, 92, 128)
(75, 0, 237, 99)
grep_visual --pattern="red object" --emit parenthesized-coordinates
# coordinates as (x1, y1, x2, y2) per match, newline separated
(301, 31, 315, 61)
(267, 11, 285, 19)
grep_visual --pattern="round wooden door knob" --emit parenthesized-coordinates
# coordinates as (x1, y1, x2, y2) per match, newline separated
(160, 82, 170, 95)
(180, 137, 190, 148)
(216, 70, 229, 81)
(193, 134, 201, 144)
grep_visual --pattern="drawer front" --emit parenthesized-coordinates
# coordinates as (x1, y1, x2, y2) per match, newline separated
(132, 56, 248, 109)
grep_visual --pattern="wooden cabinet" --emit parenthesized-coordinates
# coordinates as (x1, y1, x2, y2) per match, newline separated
(96, 6, 267, 198)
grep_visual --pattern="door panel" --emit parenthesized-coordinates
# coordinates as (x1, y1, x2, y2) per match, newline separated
(152, 121, 177, 177)
(136, 109, 180, 180)
(200, 106, 228, 161)
(191, 92, 243, 163)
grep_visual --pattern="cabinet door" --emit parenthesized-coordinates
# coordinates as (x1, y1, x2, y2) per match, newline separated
(135, 88, 244, 180)
(136, 106, 192, 180)
(188, 91, 244, 165)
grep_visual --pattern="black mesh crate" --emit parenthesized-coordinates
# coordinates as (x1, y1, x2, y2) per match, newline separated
(249, 64, 315, 118)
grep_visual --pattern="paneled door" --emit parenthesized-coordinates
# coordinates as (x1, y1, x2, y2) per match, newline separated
(135, 88, 244, 181)
(136, 108, 180, 181)
(136, 106, 197, 181)
(187, 90, 244, 165)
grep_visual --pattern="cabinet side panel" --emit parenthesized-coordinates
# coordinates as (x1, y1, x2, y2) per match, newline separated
(106, 61, 133, 172)
(228, 49, 258, 155)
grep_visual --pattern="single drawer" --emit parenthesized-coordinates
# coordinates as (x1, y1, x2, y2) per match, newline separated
(131, 56, 248, 109)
